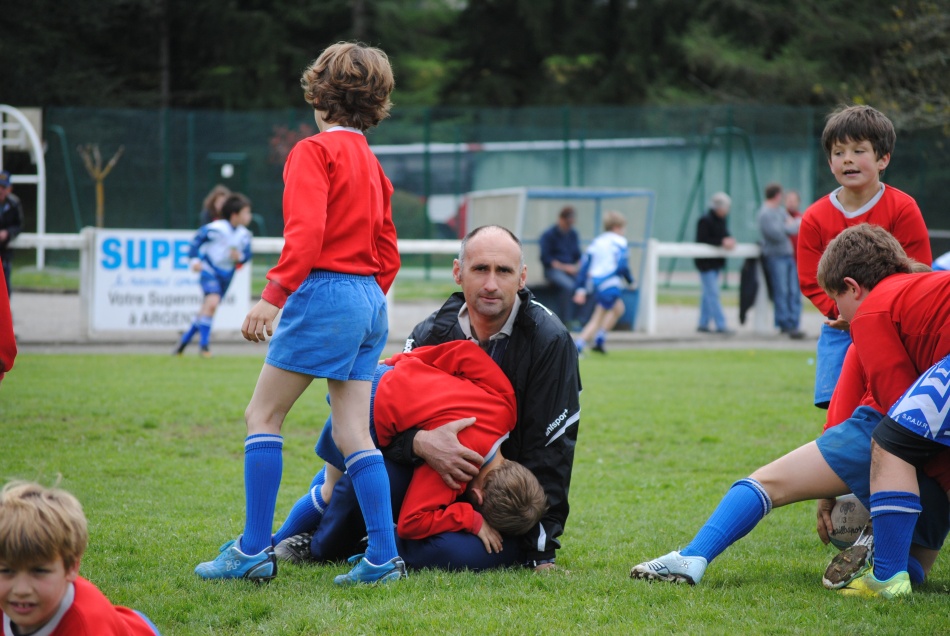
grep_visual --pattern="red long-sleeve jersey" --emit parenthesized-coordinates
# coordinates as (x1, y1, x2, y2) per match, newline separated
(797, 185, 930, 319)
(850, 272, 950, 418)
(373, 340, 517, 539)
(262, 129, 400, 308)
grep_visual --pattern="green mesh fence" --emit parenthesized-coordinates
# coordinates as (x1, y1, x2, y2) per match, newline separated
(15, 105, 950, 262)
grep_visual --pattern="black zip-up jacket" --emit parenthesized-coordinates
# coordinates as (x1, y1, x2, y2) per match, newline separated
(694, 209, 731, 272)
(385, 288, 581, 565)
(0, 192, 24, 255)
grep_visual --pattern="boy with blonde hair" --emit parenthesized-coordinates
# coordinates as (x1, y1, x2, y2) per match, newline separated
(815, 224, 950, 598)
(797, 105, 931, 409)
(0, 481, 160, 635)
(573, 210, 632, 354)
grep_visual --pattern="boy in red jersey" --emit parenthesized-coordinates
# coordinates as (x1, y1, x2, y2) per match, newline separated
(816, 224, 950, 598)
(273, 340, 547, 560)
(0, 481, 160, 636)
(195, 42, 404, 587)
(797, 105, 931, 409)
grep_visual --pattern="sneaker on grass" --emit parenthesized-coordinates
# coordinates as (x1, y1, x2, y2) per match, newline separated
(195, 536, 276, 581)
(629, 550, 707, 585)
(274, 532, 313, 564)
(333, 553, 407, 586)
(839, 570, 910, 599)
(823, 521, 873, 590)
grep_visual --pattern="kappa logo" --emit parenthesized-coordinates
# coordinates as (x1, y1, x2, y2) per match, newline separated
(546, 409, 569, 436)
(403, 338, 415, 353)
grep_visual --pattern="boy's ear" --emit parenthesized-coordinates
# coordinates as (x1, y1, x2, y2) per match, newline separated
(65, 558, 81, 583)
(843, 276, 867, 299)
(470, 487, 484, 506)
(877, 152, 891, 172)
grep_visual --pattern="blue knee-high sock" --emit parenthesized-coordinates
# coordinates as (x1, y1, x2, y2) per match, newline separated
(346, 449, 397, 565)
(198, 315, 214, 348)
(180, 318, 200, 347)
(241, 434, 283, 555)
(870, 490, 921, 581)
(680, 478, 772, 563)
(595, 329, 606, 347)
(272, 467, 328, 545)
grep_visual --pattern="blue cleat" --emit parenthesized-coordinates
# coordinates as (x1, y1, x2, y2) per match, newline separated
(333, 553, 407, 586)
(195, 536, 276, 582)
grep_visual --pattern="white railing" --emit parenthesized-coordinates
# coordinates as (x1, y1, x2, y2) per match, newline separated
(640, 238, 769, 335)
(13, 232, 770, 334)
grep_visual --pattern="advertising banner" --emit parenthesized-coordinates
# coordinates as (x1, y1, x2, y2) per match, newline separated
(91, 229, 251, 332)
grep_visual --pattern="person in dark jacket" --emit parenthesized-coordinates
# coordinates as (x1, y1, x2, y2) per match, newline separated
(694, 192, 736, 334)
(279, 225, 581, 572)
(0, 171, 25, 297)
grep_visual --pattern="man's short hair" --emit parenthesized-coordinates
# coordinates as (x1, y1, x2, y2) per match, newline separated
(817, 224, 913, 296)
(478, 461, 548, 537)
(458, 225, 524, 269)
(0, 481, 88, 570)
(821, 105, 896, 162)
(764, 183, 782, 200)
(708, 192, 731, 211)
(559, 206, 576, 221)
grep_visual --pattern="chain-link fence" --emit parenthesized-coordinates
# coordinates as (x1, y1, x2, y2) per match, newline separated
(5, 104, 950, 265)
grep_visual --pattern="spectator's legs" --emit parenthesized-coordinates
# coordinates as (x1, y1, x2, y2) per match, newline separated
(699, 269, 726, 331)
(545, 268, 576, 326)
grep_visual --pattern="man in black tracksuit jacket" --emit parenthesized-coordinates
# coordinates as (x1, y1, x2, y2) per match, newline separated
(306, 226, 581, 571)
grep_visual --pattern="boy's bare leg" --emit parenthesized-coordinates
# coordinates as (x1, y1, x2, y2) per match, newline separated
(245, 364, 313, 435)
(751, 441, 850, 508)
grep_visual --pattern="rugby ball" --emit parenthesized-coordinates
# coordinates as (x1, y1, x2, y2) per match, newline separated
(828, 493, 870, 549)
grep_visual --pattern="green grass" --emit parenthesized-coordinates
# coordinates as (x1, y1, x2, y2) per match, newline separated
(4, 350, 949, 635)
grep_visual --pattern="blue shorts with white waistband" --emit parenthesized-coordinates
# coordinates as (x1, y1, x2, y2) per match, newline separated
(265, 271, 388, 381)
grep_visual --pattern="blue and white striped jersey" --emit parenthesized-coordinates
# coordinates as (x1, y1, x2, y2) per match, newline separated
(575, 231, 632, 292)
(189, 219, 252, 276)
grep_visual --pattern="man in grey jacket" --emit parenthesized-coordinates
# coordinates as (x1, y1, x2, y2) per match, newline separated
(758, 182, 804, 339)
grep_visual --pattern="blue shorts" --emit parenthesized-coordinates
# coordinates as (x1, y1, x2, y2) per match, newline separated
(314, 363, 392, 471)
(595, 286, 623, 310)
(199, 269, 234, 297)
(817, 405, 950, 550)
(266, 271, 388, 381)
(885, 353, 950, 447)
(814, 324, 851, 408)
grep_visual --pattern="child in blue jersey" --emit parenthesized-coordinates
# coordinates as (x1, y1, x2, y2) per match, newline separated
(572, 210, 632, 354)
(175, 193, 253, 357)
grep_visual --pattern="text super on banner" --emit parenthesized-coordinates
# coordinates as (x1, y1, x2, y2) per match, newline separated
(92, 230, 251, 332)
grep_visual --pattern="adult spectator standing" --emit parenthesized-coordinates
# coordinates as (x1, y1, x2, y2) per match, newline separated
(694, 192, 736, 334)
(758, 183, 804, 339)
(785, 190, 804, 259)
(538, 205, 582, 327)
(301, 225, 581, 572)
(0, 171, 24, 296)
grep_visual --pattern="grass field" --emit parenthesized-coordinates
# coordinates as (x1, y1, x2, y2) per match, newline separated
(4, 349, 948, 635)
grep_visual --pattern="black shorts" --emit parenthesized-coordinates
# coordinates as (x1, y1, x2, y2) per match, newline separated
(873, 415, 948, 468)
